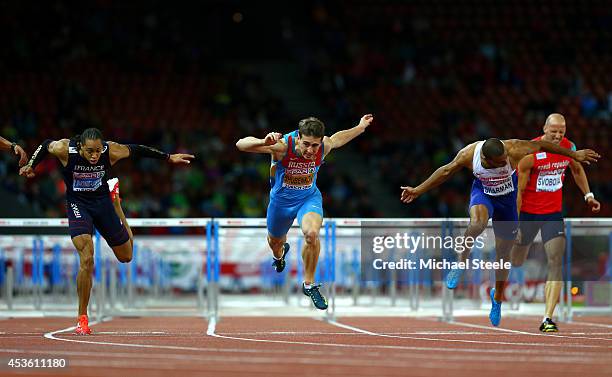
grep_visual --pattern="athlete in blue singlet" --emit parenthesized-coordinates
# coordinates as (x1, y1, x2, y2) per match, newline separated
(20, 128, 193, 334)
(400, 137, 598, 326)
(237, 114, 374, 309)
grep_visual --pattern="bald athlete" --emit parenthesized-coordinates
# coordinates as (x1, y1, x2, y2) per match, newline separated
(401, 135, 599, 326)
(511, 113, 601, 332)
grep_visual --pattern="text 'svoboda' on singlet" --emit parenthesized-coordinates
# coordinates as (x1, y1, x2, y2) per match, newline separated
(269, 130, 324, 202)
(61, 139, 112, 200)
(520, 136, 575, 214)
(472, 140, 516, 196)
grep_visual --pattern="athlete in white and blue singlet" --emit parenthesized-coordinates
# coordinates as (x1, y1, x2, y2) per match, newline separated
(236, 114, 374, 309)
(400, 137, 599, 326)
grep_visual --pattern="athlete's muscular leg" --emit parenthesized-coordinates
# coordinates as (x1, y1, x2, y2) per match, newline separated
(511, 219, 535, 267)
(511, 242, 530, 267)
(544, 237, 565, 319)
(459, 205, 490, 263)
(111, 193, 133, 249)
(104, 190, 134, 263)
(72, 234, 95, 316)
(300, 212, 323, 284)
(493, 237, 514, 302)
(111, 240, 133, 263)
(267, 234, 287, 259)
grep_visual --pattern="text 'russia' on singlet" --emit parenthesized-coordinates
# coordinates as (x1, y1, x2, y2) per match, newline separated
(269, 130, 324, 202)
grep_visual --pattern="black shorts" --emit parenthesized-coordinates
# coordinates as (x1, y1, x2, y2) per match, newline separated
(66, 196, 129, 247)
(516, 211, 565, 246)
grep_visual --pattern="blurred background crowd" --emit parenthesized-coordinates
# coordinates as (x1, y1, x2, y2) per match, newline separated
(1, 0, 609, 219)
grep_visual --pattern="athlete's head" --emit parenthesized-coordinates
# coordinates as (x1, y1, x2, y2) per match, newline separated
(542, 113, 566, 144)
(77, 128, 104, 165)
(481, 138, 507, 168)
(296, 117, 325, 160)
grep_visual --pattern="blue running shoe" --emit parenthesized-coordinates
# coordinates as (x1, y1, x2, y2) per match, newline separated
(272, 243, 290, 273)
(446, 268, 464, 289)
(489, 288, 502, 327)
(302, 283, 328, 310)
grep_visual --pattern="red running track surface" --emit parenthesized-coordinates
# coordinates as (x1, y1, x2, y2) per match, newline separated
(0, 316, 611, 376)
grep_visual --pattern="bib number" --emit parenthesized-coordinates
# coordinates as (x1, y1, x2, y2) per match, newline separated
(73, 171, 105, 192)
(536, 172, 563, 192)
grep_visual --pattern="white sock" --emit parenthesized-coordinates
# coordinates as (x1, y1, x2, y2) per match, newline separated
(543, 316, 550, 322)
(303, 282, 312, 289)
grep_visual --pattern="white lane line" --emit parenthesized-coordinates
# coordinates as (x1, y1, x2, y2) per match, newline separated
(448, 321, 535, 335)
(572, 321, 612, 329)
(39, 319, 610, 366)
(207, 325, 610, 364)
(0, 346, 600, 369)
(325, 319, 610, 349)
(44, 320, 217, 352)
(0, 345, 606, 364)
(44, 319, 102, 339)
(43, 317, 110, 341)
(215, 331, 500, 336)
(209, 319, 609, 354)
(449, 320, 612, 342)
(96, 331, 167, 335)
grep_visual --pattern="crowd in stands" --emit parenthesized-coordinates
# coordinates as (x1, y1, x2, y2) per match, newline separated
(292, 0, 611, 216)
(1, 1, 609, 219)
(0, 1, 378, 219)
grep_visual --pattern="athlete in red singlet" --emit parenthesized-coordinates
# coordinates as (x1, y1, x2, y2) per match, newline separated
(511, 113, 601, 332)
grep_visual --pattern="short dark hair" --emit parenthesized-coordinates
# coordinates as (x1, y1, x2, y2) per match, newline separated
(482, 138, 505, 159)
(298, 117, 325, 139)
(73, 128, 103, 150)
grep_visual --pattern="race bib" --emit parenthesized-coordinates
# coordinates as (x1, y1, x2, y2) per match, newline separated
(482, 177, 514, 196)
(536, 171, 563, 192)
(282, 173, 314, 190)
(73, 171, 105, 191)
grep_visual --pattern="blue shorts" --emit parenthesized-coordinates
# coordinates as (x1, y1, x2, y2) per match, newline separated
(66, 196, 130, 247)
(469, 178, 518, 240)
(266, 192, 324, 238)
(517, 211, 565, 245)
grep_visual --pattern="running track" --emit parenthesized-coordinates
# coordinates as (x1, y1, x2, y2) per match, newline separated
(1, 316, 611, 376)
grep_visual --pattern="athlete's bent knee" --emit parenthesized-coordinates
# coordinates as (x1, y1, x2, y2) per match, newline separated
(115, 243, 133, 263)
(304, 230, 319, 245)
(468, 221, 487, 235)
(117, 252, 132, 263)
(267, 235, 284, 248)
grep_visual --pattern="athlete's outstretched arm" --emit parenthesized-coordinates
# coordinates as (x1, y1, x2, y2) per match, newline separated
(505, 139, 599, 166)
(235, 132, 286, 155)
(401, 143, 474, 204)
(0, 136, 28, 166)
(108, 142, 195, 165)
(323, 114, 373, 156)
(568, 158, 601, 213)
(19, 139, 69, 178)
(515, 155, 534, 215)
